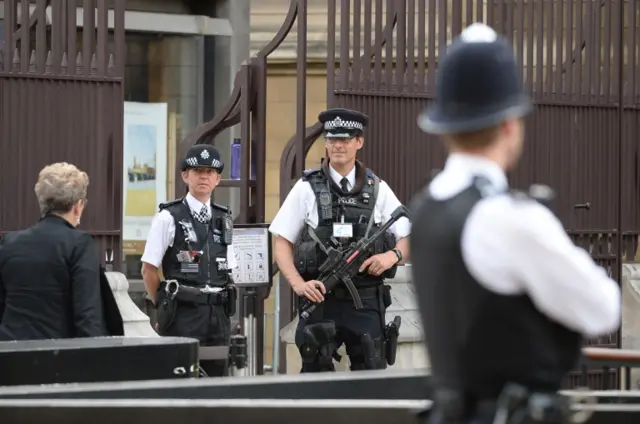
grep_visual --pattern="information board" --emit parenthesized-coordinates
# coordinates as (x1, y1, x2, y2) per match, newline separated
(231, 224, 273, 287)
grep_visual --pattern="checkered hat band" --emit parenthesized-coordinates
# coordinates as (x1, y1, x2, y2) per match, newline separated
(323, 117, 364, 131)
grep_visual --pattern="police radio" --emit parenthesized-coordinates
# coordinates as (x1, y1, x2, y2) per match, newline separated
(223, 214, 234, 244)
(318, 188, 332, 221)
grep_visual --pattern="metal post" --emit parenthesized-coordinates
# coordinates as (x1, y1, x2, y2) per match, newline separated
(242, 289, 259, 376)
(272, 275, 281, 374)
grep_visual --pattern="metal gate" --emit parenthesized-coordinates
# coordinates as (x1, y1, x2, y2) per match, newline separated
(194, 0, 640, 380)
(322, 0, 640, 355)
(0, 0, 126, 267)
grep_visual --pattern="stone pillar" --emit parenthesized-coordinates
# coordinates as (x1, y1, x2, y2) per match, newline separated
(279, 264, 429, 374)
(105, 272, 158, 337)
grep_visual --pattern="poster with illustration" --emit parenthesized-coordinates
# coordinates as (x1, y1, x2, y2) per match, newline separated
(123, 102, 168, 241)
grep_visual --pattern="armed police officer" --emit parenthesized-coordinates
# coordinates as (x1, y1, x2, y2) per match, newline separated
(269, 108, 410, 372)
(410, 23, 621, 424)
(141, 144, 237, 377)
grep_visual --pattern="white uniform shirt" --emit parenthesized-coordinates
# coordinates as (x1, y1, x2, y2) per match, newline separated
(428, 153, 621, 338)
(269, 164, 411, 244)
(141, 193, 237, 270)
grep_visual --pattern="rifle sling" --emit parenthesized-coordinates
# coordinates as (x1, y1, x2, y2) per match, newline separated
(307, 226, 330, 255)
(364, 176, 380, 238)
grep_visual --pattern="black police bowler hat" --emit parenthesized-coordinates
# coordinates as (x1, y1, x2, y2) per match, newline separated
(418, 23, 532, 135)
(181, 144, 224, 173)
(318, 108, 369, 139)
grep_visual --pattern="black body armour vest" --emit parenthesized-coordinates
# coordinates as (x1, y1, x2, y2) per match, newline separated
(160, 199, 233, 288)
(409, 178, 582, 398)
(294, 165, 397, 286)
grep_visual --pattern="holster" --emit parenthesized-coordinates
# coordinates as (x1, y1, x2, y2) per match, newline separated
(378, 285, 401, 366)
(384, 318, 401, 366)
(156, 290, 177, 334)
(224, 284, 237, 317)
(359, 333, 387, 370)
(297, 320, 337, 366)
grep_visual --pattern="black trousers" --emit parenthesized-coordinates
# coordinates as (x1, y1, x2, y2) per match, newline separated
(295, 284, 388, 372)
(158, 302, 231, 377)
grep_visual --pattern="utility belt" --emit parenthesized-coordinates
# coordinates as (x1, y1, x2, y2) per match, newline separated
(156, 279, 237, 334)
(432, 384, 572, 424)
(160, 279, 235, 307)
(328, 284, 380, 301)
(329, 283, 393, 310)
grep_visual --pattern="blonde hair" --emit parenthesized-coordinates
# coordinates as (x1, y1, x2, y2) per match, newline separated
(34, 162, 89, 216)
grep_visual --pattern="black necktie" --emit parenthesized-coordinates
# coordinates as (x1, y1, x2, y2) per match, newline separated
(340, 177, 349, 193)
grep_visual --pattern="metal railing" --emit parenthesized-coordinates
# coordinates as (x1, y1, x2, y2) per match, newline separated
(576, 347, 640, 391)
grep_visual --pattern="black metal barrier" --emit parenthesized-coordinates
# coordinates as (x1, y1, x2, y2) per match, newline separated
(0, 369, 433, 400)
(0, 347, 639, 424)
(0, 398, 636, 424)
(0, 399, 424, 424)
(0, 337, 199, 387)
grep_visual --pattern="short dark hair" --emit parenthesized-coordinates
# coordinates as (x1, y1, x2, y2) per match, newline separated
(445, 125, 501, 149)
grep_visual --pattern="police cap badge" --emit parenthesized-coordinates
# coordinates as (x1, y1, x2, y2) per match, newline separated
(181, 145, 224, 173)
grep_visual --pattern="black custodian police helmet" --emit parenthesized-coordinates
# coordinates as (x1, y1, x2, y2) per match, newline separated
(181, 144, 224, 173)
(318, 108, 369, 139)
(418, 23, 532, 135)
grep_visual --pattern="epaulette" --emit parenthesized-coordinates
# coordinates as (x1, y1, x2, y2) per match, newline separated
(364, 168, 380, 184)
(511, 184, 555, 208)
(158, 199, 182, 211)
(510, 190, 531, 202)
(212, 202, 231, 214)
(302, 168, 321, 181)
(472, 176, 501, 198)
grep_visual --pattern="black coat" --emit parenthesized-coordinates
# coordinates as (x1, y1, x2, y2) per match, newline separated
(0, 215, 123, 340)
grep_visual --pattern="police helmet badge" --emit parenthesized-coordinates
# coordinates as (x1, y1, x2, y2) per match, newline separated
(181, 145, 224, 173)
(417, 23, 532, 135)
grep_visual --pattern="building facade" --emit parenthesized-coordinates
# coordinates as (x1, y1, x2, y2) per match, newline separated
(0, 0, 250, 326)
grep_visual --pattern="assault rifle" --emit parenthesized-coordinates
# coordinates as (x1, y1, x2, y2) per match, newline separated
(299, 205, 412, 320)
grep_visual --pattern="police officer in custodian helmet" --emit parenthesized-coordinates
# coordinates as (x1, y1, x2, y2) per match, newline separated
(269, 108, 411, 372)
(409, 23, 621, 423)
(141, 145, 238, 377)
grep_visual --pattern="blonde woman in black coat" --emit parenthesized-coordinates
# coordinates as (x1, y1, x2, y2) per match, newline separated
(0, 162, 118, 340)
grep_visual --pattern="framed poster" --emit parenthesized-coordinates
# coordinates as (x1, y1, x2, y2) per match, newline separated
(231, 224, 273, 287)
(122, 102, 168, 243)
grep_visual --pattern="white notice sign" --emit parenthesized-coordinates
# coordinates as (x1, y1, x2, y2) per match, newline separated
(232, 227, 271, 285)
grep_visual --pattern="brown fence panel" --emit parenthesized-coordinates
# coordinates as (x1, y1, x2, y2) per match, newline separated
(330, 2, 639, 271)
(0, 0, 125, 268)
(320, 0, 640, 388)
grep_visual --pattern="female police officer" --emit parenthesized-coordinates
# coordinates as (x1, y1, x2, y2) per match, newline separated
(269, 108, 411, 372)
(410, 23, 620, 423)
(141, 144, 238, 377)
